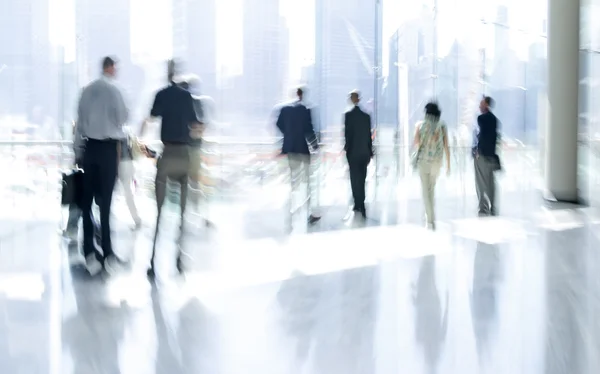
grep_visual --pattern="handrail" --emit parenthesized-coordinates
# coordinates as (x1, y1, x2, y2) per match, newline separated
(0, 139, 541, 151)
(0, 139, 282, 147)
(0, 140, 72, 146)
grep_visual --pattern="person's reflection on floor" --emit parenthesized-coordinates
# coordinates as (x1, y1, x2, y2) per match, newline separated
(62, 272, 130, 373)
(276, 271, 322, 373)
(470, 241, 502, 367)
(304, 267, 379, 374)
(151, 287, 182, 373)
(334, 266, 379, 374)
(151, 290, 220, 374)
(177, 297, 220, 373)
(413, 256, 449, 374)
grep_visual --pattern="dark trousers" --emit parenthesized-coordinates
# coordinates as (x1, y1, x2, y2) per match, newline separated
(81, 139, 119, 260)
(348, 158, 369, 211)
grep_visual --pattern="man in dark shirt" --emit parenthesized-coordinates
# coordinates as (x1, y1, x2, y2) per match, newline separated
(140, 60, 201, 277)
(276, 86, 321, 226)
(344, 90, 373, 218)
(177, 75, 214, 227)
(474, 96, 499, 216)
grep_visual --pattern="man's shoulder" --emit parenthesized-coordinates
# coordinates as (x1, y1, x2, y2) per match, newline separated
(83, 78, 104, 91)
(290, 100, 309, 109)
(479, 111, 497, 121)
(159, 85, 194, 103)
(345, 106, 360, 115)
(158, 84, 188, 95)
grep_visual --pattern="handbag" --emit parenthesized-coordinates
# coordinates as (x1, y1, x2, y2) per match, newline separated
(61, 168, 84, 207)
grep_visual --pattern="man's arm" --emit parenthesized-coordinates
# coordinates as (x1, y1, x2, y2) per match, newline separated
(305, 107, 319, 150)
(367, 114, 373, 157)
(140, 92, 162, 136)
(343, 112, 350, 152)
(276, 107, 285, 134)
(113, 86, 129, 126)
(74, 89, 87, 163)
(73, 120, 85, 164)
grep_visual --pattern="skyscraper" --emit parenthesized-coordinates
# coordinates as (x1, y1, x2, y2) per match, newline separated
(172, 0, 218, 96)
(75, 0, 144, 112)
(76, 0, 131, 80)
(315, 0, 381, 131)
(0, 0, 53, 121)
(241, 0, 289, 120)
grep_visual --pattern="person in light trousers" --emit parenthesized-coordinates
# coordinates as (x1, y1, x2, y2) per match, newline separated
(117, 130, 142, 229)
(413, 102, 450, 230)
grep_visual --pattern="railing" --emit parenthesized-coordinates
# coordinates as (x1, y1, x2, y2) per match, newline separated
(0, 139, 542, 221)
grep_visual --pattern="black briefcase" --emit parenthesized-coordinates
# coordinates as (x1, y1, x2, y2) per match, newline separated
(61, 168, 84, 206)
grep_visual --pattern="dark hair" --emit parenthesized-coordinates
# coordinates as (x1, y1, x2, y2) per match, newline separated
(425, 102, 441, 118)
(102, 56, 116, 70)
(296, 85, 306, 98)
(483, 96, 495, 108)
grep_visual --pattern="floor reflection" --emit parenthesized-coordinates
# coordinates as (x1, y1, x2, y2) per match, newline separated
(470, 242, 503, 368)
(275, 266, 379, 374)
(543, 228, 599, 374)
(413, 256, 448, 374)
(11, 201, 600, 373)
(177, 297, 220, 373)
(62, 272, 130, 374)
(276, 271, 322, 373)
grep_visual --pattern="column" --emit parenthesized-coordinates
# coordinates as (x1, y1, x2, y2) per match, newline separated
(544, 0, 580, 202)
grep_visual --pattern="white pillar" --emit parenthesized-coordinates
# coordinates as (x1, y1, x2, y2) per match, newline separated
(545, 0, 580, 202)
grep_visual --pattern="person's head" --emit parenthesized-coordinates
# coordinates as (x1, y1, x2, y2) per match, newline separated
(185, 74, 201, 94)
(167, 59, 178, 82)
(296, 86, 306, 101)
(479, 96, 494, 113)
(349, 89, 360, 105)
(178, 81, 190, 90)
(424, 101, 441, 119)
(102, 56, 117, 77)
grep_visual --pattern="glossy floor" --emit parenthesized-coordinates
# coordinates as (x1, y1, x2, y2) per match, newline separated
(1, 196, 600, 373)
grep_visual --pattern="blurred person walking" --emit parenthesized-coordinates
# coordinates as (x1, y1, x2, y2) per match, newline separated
(117, 129, 142, 230)
(177, 74, 215, 227)
(75, 56, 129, 276)
(276, 86, 321, 229)
(473, 96, 500, 216)
(412, 102, 450, 230)
(343, 90, 373, 219)
(140, 60, 202, 278)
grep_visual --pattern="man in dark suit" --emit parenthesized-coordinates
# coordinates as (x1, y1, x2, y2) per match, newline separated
(474, 96, 499, 216)
(276, 86, 321, 225)
(344, 90, 373, 218)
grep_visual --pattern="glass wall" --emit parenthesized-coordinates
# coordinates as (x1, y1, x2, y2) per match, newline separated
(0, 0, 548, 143)
(379, 0, 546, 143)
(0, 0, 550, 203)
(579, 0, 600, 206)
